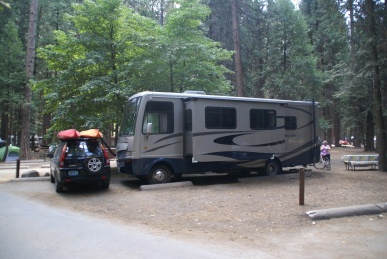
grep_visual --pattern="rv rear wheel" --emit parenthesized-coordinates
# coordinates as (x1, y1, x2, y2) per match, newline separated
(148, 165, 171, 184)
(264, 160, 281, 176)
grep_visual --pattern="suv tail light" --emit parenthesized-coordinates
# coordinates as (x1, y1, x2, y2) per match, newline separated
(102, 147, 110, 166)
(59, 144, 67, 168)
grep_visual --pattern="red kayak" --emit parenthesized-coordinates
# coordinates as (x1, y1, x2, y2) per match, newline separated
(57, 129, 80, 140)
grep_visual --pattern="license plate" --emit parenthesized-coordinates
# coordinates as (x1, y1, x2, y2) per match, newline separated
(68, 170, 78, 176)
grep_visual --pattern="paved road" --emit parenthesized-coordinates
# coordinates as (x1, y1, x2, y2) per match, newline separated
(0, 190, 264, 259)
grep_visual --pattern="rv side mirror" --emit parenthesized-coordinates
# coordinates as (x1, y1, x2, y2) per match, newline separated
(146, 123, 152, 135)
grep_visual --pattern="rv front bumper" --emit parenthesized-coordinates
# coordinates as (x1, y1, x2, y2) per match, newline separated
(118, 160, 133, 175)
(117, 151, 133, 175)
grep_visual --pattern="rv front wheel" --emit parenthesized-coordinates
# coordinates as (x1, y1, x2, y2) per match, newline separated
(148, 165, 171, 184)
(264, 160, 281, 176)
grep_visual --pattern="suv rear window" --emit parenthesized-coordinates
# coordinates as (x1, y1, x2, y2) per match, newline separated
(65, 140, 102, 159)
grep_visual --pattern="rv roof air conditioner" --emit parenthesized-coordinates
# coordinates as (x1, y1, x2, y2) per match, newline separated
(183, 90, 206, 95)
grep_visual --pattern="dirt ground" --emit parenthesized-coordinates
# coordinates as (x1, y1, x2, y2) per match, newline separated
(2, 147, 387, 254)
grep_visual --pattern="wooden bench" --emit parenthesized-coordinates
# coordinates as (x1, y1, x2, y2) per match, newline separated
(342, 155, 379, 170)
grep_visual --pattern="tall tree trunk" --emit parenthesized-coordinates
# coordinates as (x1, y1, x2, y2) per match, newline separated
(42, 113, 51, 146)
(169, 60, 174, 92)
(1, 105, 7, 141)
(231, 0, 244, 97)
(159, 0, 165, 25)
(21, 0, 38, 160)
(348, 0, 363, 148)
(333, 109, 340, 147)
(364, 110, 374, 151)
(1, 105, 9, 162)
(365, 0, 386, 171)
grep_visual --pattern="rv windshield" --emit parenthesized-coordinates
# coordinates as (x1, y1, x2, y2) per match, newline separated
(119, 97, 141, 136)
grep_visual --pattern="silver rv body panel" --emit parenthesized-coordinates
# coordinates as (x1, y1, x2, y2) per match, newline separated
(116, 91, 320, 183)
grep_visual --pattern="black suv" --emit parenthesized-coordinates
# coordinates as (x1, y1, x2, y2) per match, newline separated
(48, 137, 111, 193)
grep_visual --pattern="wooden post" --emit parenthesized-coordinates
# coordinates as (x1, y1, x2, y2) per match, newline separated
(16, 159, 20, 178)
(299, 167, 305, 205)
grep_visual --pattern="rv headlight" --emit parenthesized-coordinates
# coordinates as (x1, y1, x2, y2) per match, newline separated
(126, 151, 134, 159)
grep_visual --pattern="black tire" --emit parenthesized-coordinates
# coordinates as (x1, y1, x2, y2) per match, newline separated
(101, 179, 110, 189)
(314, 156, 324, 169)
(264, 160, 281, 176)
(84, 157, 103, 174)
(325, 159, 331, 171)
(55, 175, 64, 193)
(148, 165, 171, 184)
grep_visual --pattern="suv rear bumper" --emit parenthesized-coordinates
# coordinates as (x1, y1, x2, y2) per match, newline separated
(59, 168, 110, 184)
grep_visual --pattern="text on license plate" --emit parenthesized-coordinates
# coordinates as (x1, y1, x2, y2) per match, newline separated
(68, 170, 78, 176)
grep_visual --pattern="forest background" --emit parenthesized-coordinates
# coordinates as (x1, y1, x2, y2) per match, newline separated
(0, 0, 386, 171)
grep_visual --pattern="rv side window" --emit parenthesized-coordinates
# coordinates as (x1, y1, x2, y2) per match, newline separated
(285, 116, 297, 130)
(205, 107, 236, 129)
(142, 101, 174, 134)
(185, 109, 192, 131)
(250, 109, 276, 130)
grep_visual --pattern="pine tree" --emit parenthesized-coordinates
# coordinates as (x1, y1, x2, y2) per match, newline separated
(37, 0, 232, 134)
(263, 0, 319, 101)
(231, 0, 244, 96)
(20, 0, 38, 159)
(300, 0, 349, 145)
(364, 0, 386, 171)
(0, 21, 26, 150)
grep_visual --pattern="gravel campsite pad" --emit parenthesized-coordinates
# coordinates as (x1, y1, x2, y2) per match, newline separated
(2, 147, 387, 251)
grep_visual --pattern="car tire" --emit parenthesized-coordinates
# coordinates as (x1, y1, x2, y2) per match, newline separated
(84, 157, 103, 174)
(55, 175, 64, 193)
(264, 160, 281, 176)
(101, 179, 110, 189)
(148, 165, 171, 184)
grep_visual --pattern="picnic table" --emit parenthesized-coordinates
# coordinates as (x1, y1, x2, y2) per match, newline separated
(341, 154, 379, 170)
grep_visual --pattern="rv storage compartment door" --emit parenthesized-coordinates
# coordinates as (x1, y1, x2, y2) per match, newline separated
(187, 98, 239, 163)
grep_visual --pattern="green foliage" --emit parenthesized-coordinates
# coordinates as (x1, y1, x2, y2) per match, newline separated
(262, 0, 320, 101)
(2, 0, 386, 152)
(300, 0, 350, 142)
(37, 0, 148, 132)
(205, 0, 321, 100)
(159, 0, 233, 94)
(334, 0, 386, 139)
(36, 0, 232, 132)
(0, 21, 26, 109)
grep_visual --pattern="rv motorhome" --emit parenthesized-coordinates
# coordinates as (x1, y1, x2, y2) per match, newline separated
(116, 91, 320, 184)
